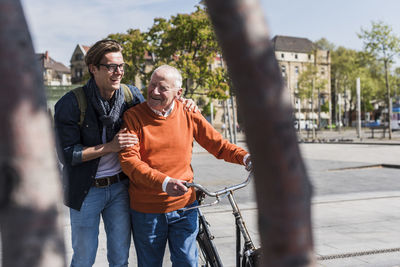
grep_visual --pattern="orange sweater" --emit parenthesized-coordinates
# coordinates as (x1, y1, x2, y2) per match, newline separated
(119, 100, 248, 213)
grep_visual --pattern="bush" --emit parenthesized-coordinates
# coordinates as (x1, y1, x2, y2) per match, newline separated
(202, 101, 216, 119)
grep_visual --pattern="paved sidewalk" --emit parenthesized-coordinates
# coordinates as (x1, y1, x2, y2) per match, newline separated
(63, 193, 400, 267)
(60, 130, 400, 267)
(185, 140, 400, 266)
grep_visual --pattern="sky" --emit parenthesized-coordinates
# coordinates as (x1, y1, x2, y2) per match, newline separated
(20, 0, 400, 67)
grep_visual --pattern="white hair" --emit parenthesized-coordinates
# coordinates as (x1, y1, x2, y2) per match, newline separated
(151, 65, 182, 88)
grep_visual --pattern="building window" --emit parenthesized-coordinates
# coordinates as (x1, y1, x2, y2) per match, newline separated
(321, 67, 325, 75)
(75, 68, 82, 78)
(308, 54, 311, 60)
(295, 66, 299, 74)
(281, 53, 284, 58)
(75, 54, 83, 60)
(281, 65, 286, 77)
(295, 54, 298, 59)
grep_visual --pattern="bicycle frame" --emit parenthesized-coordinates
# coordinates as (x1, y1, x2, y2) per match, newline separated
(181, 172, 260, 267)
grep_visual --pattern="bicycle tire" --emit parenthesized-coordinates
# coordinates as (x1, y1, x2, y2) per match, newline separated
(197, 213, 223, 267)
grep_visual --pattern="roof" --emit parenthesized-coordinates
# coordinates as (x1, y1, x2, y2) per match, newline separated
(271, 35, 315, 53)
(80, 44, 91, 54)
(36, 52, 70, 73)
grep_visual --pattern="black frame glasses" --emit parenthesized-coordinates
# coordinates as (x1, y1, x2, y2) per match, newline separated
(98, 63, 127, 73)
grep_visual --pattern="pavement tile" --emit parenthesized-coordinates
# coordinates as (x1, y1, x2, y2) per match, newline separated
(15, 130, 400, 267)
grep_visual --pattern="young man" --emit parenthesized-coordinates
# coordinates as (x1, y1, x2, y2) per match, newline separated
(119, 65, 251, 266)
(55, 40, 197, 267)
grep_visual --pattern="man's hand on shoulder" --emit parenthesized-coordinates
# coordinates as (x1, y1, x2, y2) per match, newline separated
(179, 97, 199, 113)
(166, 178, 188, 196)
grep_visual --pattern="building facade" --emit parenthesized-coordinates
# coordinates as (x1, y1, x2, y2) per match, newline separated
(70, 44, 90, 84)
(272, 35, 331, 125)
(37, 51, 71, 86)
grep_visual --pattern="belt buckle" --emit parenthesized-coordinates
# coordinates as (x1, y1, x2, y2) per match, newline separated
(95, 177, 111, 188)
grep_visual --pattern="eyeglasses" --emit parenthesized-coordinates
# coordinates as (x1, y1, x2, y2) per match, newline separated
(98, 63, 127, 73)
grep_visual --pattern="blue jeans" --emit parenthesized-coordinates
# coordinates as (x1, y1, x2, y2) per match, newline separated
(69, 179, 131, 267)
(131, 201, 199, 267)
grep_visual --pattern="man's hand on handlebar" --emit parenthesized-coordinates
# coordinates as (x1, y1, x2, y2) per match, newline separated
(245, 156, 253, 172)
(166, 178, 188, 196)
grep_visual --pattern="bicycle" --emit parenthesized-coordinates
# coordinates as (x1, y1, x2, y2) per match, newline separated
(180, 172, 261, 267)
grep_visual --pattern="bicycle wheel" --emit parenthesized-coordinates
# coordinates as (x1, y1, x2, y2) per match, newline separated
(197, 212, 223, 267)
(242, 248, 261, 267)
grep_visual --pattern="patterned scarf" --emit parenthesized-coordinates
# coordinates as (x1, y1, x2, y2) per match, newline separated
(87, 78, 125, 142)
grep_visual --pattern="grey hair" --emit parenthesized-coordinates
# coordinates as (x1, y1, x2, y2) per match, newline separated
(151, 65, 182, 89)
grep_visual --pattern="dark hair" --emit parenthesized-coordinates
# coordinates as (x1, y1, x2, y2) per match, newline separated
(85, 39, 123, 78)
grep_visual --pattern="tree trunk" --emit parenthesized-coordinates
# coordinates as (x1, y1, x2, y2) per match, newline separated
(0, 1, 66, 266)
(230, 95, 238, 144)
(226, 99, 234, 143)
(338, 94, 342, 133)
(311, 79, 316, 139)
(317, 87, 321, 129)
(384, 60, 392, 139)
(334, 73, 338, 131)
(348, 99, 354, 127)
(205, 0, 315, 266)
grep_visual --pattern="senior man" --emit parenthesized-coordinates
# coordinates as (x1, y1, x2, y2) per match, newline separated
(119, 65, 251, 266)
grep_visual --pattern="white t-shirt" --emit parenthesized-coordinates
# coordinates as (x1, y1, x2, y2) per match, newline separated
(95, 126, 122, 178)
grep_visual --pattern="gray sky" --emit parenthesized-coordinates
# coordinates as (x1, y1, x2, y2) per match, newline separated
(21, 0, 400, 67)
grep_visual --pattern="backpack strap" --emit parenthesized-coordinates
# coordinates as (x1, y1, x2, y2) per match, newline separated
(121, 83, 133, 105)
(72, 84, 136, 127)
(72, 86, 87, 127)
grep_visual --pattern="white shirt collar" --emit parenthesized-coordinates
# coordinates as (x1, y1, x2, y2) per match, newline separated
(149, 101, 175, 117)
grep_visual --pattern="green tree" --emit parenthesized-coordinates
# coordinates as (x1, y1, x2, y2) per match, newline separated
(358, 21, 400, 138)
(331, 47, 360, 126)
(202, 101, 217, 118)
(331, 46, 384, 126)
(392, 67, 400, 98)
(146, 5, 225, 99)
(109, 5, 231, 105)
(315, 37, 335, 51)
(298, 65, 326, 100)
(298, 65, 327, 104)
(206, 67, 230, 99)
(108, 29, 150, 88)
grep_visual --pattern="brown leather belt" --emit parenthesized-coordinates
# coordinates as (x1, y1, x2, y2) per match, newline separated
(93, 172, 128, 188)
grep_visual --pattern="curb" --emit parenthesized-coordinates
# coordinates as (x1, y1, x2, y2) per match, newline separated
(299, 139, 400, 145)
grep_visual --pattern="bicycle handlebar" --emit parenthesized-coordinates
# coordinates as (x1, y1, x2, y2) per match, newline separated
(184, 171, 254, 197)
(179, 171, 254, 212)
